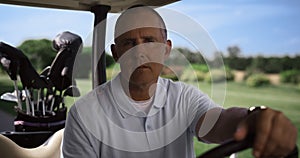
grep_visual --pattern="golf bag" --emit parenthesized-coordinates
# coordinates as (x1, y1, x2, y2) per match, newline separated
(14, 107, 67, 132)
(0, 31, 82, 148)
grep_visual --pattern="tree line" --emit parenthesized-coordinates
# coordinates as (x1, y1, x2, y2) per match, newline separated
(173, 46, 300, 74)
(172, 46, 300, 85)
(1, 39, 299, 80)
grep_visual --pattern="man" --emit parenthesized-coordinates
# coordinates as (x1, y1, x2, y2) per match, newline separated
(63, 6, 297, 158)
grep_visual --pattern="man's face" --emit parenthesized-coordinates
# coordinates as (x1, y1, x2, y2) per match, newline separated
(112, 27, 171, 85)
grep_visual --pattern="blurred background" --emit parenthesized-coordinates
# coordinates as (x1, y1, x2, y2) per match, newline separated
(0, 0, 299, 157)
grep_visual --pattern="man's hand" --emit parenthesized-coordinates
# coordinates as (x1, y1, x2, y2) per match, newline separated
(234, 108, 297, 158)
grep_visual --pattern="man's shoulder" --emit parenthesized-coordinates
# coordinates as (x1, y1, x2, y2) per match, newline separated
(159, 77, 184, 87)
(70, 80, 112, 109)
(159, 77, 198, 91)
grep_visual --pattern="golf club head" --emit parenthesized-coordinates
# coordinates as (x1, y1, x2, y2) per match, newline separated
(0, 42, 21, 80)
(19, 56, 49, 89)
(40, 66, 51, 77)
(0, 57, 11, 70)
(49, 31, 82, 91)
(52, 31, 82, 53)
(0, 92, 18, 102)
(63, 85, 80, 97)
(0, 42, 48, 89)
(39, 66, 53, 91)
(0, 90, 26, 102)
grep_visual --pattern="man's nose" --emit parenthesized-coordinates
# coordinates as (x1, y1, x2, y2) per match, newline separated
(133, 44, 147, 59)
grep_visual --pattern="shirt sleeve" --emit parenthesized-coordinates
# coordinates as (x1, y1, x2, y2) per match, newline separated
(184, 84, 221, 137)
(62, 105, 99, 158)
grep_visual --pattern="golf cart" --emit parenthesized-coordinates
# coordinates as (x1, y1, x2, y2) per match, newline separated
(0, 0, 298, 157)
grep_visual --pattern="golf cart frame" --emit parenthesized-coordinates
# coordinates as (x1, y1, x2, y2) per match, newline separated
(0, 0, 298, 157)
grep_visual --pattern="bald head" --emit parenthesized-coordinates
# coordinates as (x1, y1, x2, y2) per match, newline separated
(114, 6, 167, 42)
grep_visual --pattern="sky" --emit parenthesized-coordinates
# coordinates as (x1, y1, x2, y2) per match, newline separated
(0, 0, 300, 57)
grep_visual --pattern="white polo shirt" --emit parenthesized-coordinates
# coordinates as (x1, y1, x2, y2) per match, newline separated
(63, 74, 219, 158)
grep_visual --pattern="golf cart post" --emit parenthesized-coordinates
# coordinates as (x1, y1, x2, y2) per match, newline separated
(0, 0, 298, 158)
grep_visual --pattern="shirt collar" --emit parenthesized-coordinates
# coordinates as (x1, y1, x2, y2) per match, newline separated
(155, 80, 167, 108)
(110, 74, 167, 118)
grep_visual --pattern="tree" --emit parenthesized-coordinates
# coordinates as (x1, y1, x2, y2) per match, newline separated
(74, 47, 115, 78)
(227, 46, 241, 58)
(173, 47, 205, 64)
(264, 57, 282, 73)
(225, 46, 250, 70)
(250, 55, 266, 72)
(18, 39, 56, 71)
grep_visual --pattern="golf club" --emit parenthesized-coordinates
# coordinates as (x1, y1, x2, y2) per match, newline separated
(0, 45, 22, 110)
(0, 91, 18, 102)
(49, 31, 82, 92)
(63, 85, 80, 97)
(24, 88, 31, 115)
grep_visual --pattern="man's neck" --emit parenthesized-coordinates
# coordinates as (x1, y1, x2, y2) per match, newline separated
(119, 75, 158, 101)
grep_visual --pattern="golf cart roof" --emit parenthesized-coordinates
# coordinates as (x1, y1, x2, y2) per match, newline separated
(0, 0, 179, 12)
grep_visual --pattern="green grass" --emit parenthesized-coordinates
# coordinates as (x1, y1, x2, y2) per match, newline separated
(0, 74, 299, 157)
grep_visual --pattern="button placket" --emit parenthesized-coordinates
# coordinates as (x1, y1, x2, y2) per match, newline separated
(145, 117, 159, 150)
(145, 118, 151, 132)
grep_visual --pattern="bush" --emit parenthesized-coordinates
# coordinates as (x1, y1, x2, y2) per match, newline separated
(180, 69, 206, 82)
(225, 66, 235, 81)
(191, 64, 209, 73)
(204, 67, 234, 83)
(243, 68, 263, 81)
(195, 71, 206, 81)
(246, 74, 270, 87)
(204, 69, 226, 83)
(280, 70, 300, 84)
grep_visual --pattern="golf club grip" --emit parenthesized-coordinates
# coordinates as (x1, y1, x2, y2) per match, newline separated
(197, 137, 298, 158)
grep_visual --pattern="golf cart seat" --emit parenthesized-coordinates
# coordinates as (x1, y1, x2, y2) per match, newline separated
(0, 128, 64, 158)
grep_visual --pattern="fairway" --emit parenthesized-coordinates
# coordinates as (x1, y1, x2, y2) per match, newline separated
(0, 75, 299, 157)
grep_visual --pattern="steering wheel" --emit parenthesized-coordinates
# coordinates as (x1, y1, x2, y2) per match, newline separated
(197, 136, 298, 158)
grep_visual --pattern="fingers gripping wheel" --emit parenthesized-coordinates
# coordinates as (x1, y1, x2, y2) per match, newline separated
(197, 106, 298, 158)
(49, 31, 82, 91)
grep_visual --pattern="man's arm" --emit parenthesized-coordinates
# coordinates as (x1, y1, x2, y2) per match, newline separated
(196, 107, 297, 158)
(63, 106, 99, 158)
(196, 107, 247, 143)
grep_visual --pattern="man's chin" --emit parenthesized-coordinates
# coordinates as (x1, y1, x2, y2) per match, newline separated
(129, 73, 157, 85)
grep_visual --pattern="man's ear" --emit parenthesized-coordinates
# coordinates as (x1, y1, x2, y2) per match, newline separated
(164, 40, 172, 60)
(111, 44, 119, 62)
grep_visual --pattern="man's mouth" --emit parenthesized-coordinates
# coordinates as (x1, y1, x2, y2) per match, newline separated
(136, 65, 151, 70)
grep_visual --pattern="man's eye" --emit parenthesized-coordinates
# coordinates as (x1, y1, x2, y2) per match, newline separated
(123, 40, 135, 46)
(144, 38, 155, 43)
